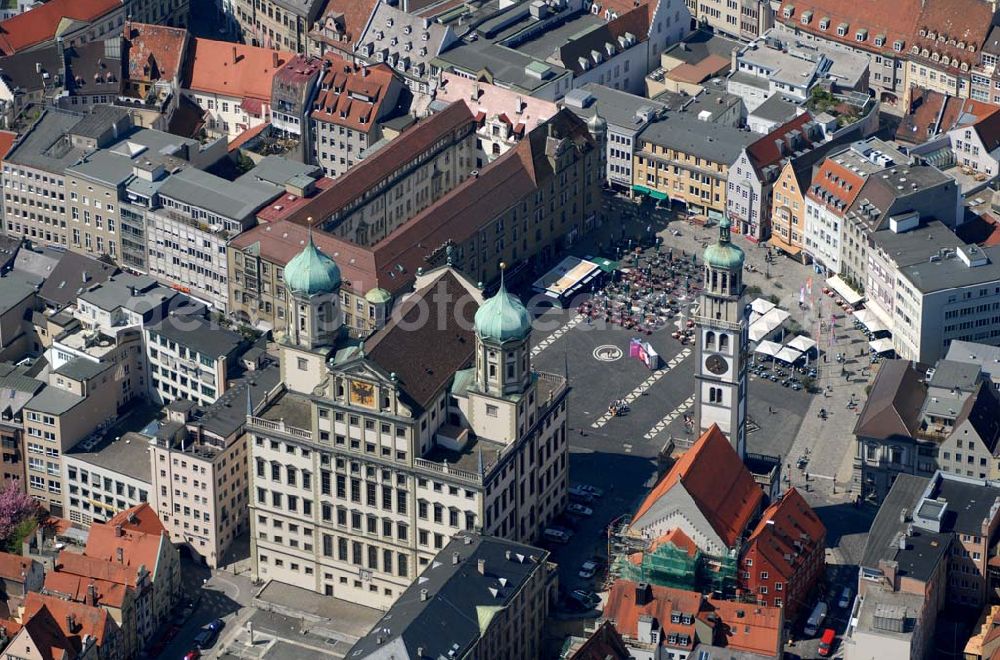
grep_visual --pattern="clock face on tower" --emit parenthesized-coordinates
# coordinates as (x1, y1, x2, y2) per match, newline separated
(705, 354, 728, 375)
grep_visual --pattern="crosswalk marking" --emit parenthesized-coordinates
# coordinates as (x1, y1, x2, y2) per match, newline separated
(531, 314, 584, 357)
(643, 394, 696, 440)
(590, 347, 692, 429)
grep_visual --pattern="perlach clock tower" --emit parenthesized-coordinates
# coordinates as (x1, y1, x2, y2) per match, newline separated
(694, 217, 748, 459)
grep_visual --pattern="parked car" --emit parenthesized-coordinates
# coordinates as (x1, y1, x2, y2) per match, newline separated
(543, 528, 572, 544)
(818, 628, 836, 657)
(193, 623, 221, 650)
(570, 589, 600, 608)
(804, 601, 828, 637)
(576, 484, 604, 498)
(578, 561, 598, 579)
(568, 486, 595, 503)
(838, 587, 853, 609)
(183, 651, 201, 660)
(567, 503, 593, 517)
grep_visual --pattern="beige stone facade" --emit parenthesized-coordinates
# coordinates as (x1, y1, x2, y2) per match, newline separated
(769, 160, 808, 260)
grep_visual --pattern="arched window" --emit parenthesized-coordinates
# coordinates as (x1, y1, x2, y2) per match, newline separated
(705, 331, 716, 350)
(719, 334, 729, 352)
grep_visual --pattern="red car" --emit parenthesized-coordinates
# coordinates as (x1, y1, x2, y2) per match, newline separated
(818, 628, 836, 657)
(183, 651, 201, 660)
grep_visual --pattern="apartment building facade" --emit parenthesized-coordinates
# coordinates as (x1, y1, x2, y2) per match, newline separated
(686, 0, 772, 41)
(144, 315, 245, 407)
(63, 432, 151, 527)
(290, 99, 478, 243)
(233, 0, 326, 52)
(633, 115, 756, 221)
(248, 264, 569, 609)
(309, 55, 404, 178)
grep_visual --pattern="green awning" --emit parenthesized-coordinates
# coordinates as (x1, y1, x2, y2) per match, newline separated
(632, 184, 668, 201)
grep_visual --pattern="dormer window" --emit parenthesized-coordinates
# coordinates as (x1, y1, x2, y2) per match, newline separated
(931, 52, 940, 61)
(819, 17, 829, 30)
(855, 28, 867, 42)
(783, 5, 794, 18)
(874, 34, 885, 47)
(801, 9, 811, 23)
(837, 23, 848, 37)
(958, 41, 966, 49)
(893, 40, 904, 52)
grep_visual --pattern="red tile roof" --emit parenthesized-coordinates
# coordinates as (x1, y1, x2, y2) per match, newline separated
(124, 22, 187, 84)
(286, 100, 477, 228)
(229, 219, 379, 294)
(776, 0, 922, 57)
(310, 0, 381, 52)
(604, 580, 702, 648)
(22, 592, 118, 648)
(0, 552, 33, 582)
(807, 158, 866, 212)
(256, 176, 336, 223)
(311, 53, 398, 133)
(629, 528, 699, 565)
(16, 605, 72, 660)
(43, 572, 128, 609)
(972, 106, 1000, 153)
(83, 511, 165, 585)
(0, 130, 17, 163)
(588, 0, 653, 37)
(744, 487, 825, 586)
(631, 424, 763, 548)
(107, 503, 167, 537)
(703, 598, 783, 656)
(0, 0, 121, 55)
(55, 552, 138, 589)
(911, 0, 996, 74)
(184, 38, 293, 102)
(746, 113, 822, 173)
(228, 122, 270, 151)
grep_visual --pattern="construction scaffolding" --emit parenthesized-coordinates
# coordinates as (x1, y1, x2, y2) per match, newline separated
(609, 531, 739, 597)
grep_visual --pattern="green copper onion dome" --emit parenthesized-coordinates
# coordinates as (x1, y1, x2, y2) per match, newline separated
(283, 232, 341, 296)
(364, 287, 392, 304)
(474, 267, 532, 343)
(703, 217, 745, 271)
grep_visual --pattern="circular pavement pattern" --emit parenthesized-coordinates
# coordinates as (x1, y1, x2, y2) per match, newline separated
(593, 344, 624, 362)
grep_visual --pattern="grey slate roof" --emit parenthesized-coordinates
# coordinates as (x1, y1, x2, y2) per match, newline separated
(432, 40, 570, 94)
(0, 275, 36, 316)
(193, 362, 281, 439)
(12, 245, 60, 281)
(869, 220, 964, 269)
(347, 533, 548, 660)
(25, 385, 85, 415)
(65, 431, 152, 483)
(930, 475, 1000, 536)
(69, 105, 131, 140)
(661, 29, 741, 66)
(0, 44, 64, 95)
(901, 244, 1000, 294)
(860, 473, 948, 582)
(750, 93, 801, 123)
(53, 358, 111, 382)
(638, 114, 757, 165)
(235, 156, 321, 188)
(78, 272, 178, 318)
(6, 108, 89, 172)
(927, 359, 982, 392)
(157, 167, 281, 221)
(149, 315, 244, 359)
(67, 128, 199, 187)
(563, 83, 666, 133)
(38, 250, 116, 308)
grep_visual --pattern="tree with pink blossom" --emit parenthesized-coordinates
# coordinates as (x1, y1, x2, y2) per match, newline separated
(0, 480, 42, 552)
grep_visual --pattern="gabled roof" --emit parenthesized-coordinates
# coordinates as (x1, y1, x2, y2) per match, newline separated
(16, 604, 73, 660)
(54, 552, 137, 589)
(0, 552, 34, 582)
(776, 0, 922, 57)
(854, 359, 926, 440)
(702, 598, 783, 657)
(953, 381, 1000, 455)
(22, 592, 118, 648)
(807, 157, 866, 212)
(363, 270, 477, 412)
(746, 113, 822, 176)
(971, 106, 1000, 153)
(183, 38, 293, 102)
(310, 0, 381, 52)
(744, 488, 825, 583)
(124, 22, 187, 84)
(43, 572, 128, 609)
(83, 518, 166, 584)
(631, 425, 763, 548)
(569, 621, 631, 660)
(107, 503, 167, 537)
(0, 0, 121, 56)
(603, 580, 702, 645)
(287, 100, 477, 227)
(911, 0, 996, 74)
(311, 53, 398, 132)
(38, 251, 116, 309)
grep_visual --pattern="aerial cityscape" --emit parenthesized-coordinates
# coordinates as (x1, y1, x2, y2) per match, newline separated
(0, 0, 998, 658)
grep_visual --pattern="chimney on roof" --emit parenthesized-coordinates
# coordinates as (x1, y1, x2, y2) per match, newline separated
(115, 547, 124, 563)
(232, 46, 238, 64)
(35, 62, 41, 74)
(273, 51, 279, 68)
(114, 523, 123, 538)
(477, 558, 486, 575)
(419, 588, 428, 601)
(65, 614, 77, 633)
(635, 582, 652, 606)
(86, 583, 97, 606)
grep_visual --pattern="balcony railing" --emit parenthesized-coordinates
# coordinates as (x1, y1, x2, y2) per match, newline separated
(246, 416, 313, 441)
(413, 458, 483, 485)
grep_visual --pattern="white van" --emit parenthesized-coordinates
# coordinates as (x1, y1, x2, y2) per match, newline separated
(804, 601, 828, 637)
